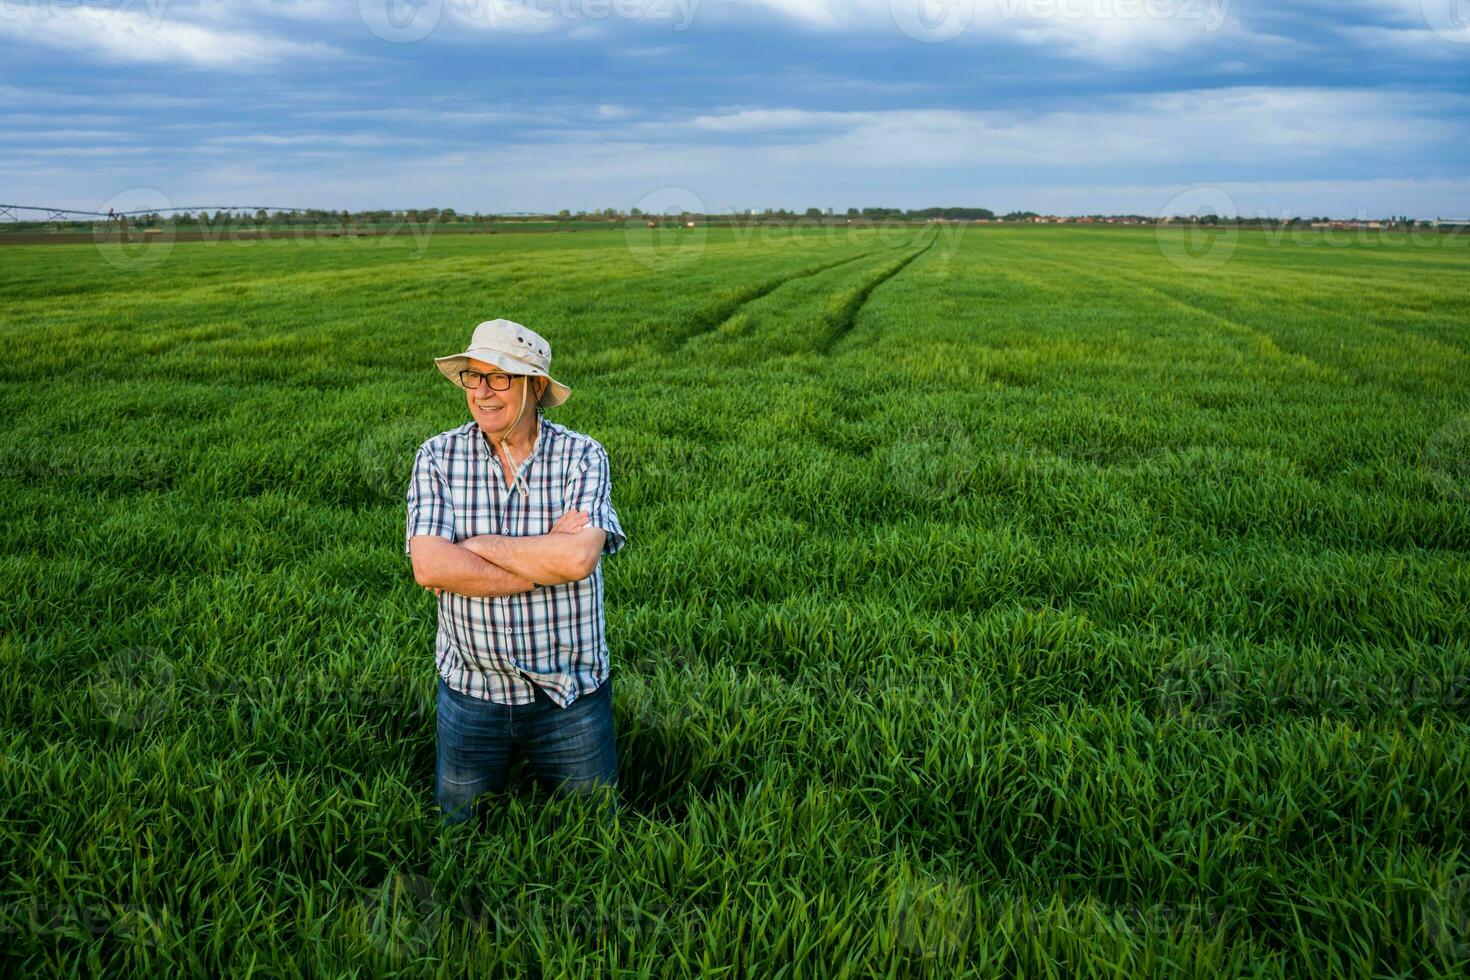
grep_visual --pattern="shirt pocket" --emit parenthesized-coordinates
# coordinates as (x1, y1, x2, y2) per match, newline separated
(528, 488, 567, 536)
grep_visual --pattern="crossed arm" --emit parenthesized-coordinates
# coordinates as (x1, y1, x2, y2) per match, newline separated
(410, 509, 607, 597)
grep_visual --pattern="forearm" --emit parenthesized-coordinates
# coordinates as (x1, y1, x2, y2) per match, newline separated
(460, 532, 596, 587)
(410, 536, 536, 597)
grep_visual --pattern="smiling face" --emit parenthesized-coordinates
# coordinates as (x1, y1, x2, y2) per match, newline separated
(463, 356, 547, 444)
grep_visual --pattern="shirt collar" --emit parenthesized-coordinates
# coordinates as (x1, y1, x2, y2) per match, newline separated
(470, 416, 549, 464)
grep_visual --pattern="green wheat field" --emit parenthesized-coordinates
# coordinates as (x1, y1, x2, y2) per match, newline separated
(2, 223, 1468, 976)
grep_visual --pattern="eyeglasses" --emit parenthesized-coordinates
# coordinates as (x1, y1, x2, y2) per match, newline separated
(459, 369, 520, 391)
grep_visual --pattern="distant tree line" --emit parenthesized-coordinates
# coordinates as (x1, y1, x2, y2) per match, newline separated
(5, 207, 1443, 232)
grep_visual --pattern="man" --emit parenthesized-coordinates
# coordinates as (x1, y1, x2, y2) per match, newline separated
(405, 318, 627, 826)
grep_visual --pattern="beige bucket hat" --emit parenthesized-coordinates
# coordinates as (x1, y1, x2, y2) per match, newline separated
(435, 318, 570, 408)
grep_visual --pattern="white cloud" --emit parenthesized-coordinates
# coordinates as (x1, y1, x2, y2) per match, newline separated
(0, 84, 201, 109)
(189, 0, 347, 23)
(442, 0, 583, 35)
(1340, 24, 1470, 50)
(0, 128, 138, 141)
(684, 108, 851, 131)
(205, 133, 408, 146)
(984, 176, 1470, 217)
(5, 75, 1465, 219)
(736, 0, 850, 28)
(0, 4, 337, 68)
(723, 0, 1249, 61)
(5, 145, 157, 157)
(644, 87, 1463, 167)
(615, 44, 677, 55)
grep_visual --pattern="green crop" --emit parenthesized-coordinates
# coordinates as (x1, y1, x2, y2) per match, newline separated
(1, 224, 1467, 976)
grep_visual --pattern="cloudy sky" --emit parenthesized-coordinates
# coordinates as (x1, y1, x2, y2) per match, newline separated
(2, 0, 1468, 217)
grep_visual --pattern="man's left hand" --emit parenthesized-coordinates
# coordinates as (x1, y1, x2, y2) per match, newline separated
(550, 509, 591, 535)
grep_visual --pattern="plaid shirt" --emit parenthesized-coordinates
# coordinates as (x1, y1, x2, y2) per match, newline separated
(405, 417, 627, 707)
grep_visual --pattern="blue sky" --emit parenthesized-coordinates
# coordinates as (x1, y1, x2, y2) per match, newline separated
(2, 0, 1468, 217)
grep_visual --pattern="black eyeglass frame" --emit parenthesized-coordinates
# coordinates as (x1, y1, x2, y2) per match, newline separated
(458, 369, 521, 391)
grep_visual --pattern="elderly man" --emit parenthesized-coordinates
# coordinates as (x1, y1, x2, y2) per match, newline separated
(406, 318, 627, 826)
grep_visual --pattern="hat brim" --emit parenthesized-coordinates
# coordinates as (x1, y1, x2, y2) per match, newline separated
(435, 349, 570, 408)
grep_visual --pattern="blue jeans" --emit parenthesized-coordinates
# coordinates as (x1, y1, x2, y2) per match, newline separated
(435, 674, 619, 826)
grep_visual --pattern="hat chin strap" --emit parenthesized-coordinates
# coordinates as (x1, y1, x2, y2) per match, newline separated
(490, 381, 533, 496)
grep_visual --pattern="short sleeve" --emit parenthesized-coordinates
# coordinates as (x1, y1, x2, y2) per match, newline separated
(565, 443, 627, 557)
(405, 444, 456, 556)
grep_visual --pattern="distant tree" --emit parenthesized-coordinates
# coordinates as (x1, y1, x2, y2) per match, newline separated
(805, 207, 823, 218)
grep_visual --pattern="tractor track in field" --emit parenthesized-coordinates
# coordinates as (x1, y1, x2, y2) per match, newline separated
(815, 231, 937, 354)
(1022, 240, 1470, 365)
(668, 248, 893, 353)
(1241, 284, 1470, 363)
(999, 240, 1343, 380)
